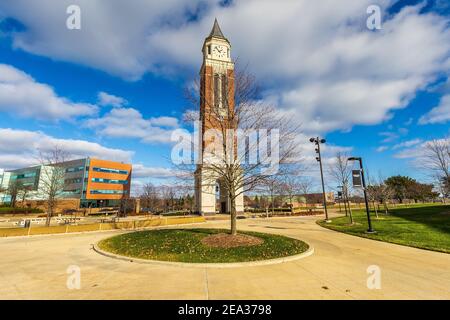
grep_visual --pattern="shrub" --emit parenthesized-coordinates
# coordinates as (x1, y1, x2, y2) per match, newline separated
(0, 207, 44, 214)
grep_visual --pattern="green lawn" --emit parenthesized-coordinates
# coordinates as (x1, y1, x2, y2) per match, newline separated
(318, 205, 450, 253)
(98, 228, 309, 263)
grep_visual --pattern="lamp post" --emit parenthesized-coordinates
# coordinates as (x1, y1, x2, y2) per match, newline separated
(348, 157, 375, 233)
(310, 137, 330, 222)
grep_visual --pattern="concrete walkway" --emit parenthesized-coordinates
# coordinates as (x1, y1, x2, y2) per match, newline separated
(0, 215, 449, 299)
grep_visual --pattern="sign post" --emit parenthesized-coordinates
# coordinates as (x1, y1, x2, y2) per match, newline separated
(348, 157, 375, 233)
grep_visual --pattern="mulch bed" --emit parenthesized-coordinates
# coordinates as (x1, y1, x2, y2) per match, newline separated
(201, 233, 264, 248)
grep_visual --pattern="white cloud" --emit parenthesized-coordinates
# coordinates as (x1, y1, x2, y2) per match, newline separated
(130, 164, 178, 196)
(393, 138, 449, 160)
(376, 146, 389, 152)
(132, 164, 174, 179)
(148, 1, 450, 133)
(0, 128, 133, 170)
(148, 116, 179, 128)
(376, 138, 423, 153)
(84, 107, 179, 144)
(391, 138, 423, 150)
(98, 91, 127, 107)
(1, 1, 449, 133)
(0, 0, 205, 80)
(379, 131, 400, 143)
(418, 94, 450, 124)
(0, 64, 97, 120)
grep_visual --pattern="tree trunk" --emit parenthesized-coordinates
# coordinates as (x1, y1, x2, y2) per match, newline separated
(343, 200, 348, 217)
(373, 201, 379, 218)
(46, 202, 52, 227)
(11, 195, 17, 208)
(349, 204, 354, 224)
(271, 191, 275, 215)
(347, 199, 352, 217)
(230, 194, 237, 236)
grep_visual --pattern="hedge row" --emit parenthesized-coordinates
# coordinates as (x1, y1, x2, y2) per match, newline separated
(0, 207, 44, 214)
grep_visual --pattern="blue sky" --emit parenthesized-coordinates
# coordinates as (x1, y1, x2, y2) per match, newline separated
(0, 0, 449, 193)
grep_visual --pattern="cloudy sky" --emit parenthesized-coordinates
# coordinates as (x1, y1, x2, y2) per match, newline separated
(0, 0, 449, 192)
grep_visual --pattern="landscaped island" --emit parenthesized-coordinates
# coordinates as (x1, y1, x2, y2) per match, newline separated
(98, 228, 309, 263)
(318, 205, 450, 253)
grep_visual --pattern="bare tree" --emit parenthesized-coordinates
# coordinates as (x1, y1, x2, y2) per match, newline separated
(366, 185, 380, 218)
(366, 170, 381, 218)
(279, 174, 303, 213)
(262, 176, 283, 216)
(181, 66, 302, 235)
(18, 185, 32, 208)
(328, 152, 353, 224)
(437, 178, 450, 203)
(0, 186, 5, 205)
(38, 146, 69, 226)
(160, 185, 176, 213)
(119, 194, 133, 217)
(367, 172, 394, 215)
(6, 180, 23, 208)
(379, 181, 394, 214)
(140, 183, 160, 214)
(424, 139, 450, 202)
(180, 184, 195, 214)
(297, 177, 313, 207)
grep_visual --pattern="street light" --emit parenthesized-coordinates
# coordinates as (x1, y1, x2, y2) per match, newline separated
(348, 156, 375, 233)
(310, 137, 330, 222)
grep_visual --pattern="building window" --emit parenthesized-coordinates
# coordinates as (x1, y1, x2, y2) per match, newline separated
(208, 45, 211, 55)
(91, 178, 128, 185)
(221, 74, 228, 109)
(12, 172, 37, 179)
(214, 73, 220, 109)
(92, 167, 128, 175)
(65, 166, 84, 173)
(65, 178, 82, 184)
(90, 189, 126, 195)
(63, 189, 80, 194)
(213, 73, 227, 115)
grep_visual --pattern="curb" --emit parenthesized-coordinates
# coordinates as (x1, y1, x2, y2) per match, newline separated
(92, 242, 314, 269)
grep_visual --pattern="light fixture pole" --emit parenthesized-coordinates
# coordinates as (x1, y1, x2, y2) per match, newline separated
(310, 137, 330, 222)
(348, 157, 375, 233)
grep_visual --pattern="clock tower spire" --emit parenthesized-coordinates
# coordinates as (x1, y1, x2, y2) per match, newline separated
(202, 19, 232, 62)
(208, 18, 227, 40)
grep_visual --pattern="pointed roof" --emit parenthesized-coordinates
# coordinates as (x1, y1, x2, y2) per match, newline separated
(207, 18, 228, 42)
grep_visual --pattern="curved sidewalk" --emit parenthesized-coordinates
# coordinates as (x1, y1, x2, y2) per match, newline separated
(0, 215, 449, 299)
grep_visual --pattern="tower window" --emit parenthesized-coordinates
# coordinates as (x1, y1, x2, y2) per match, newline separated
(214, 74, 220, 109)
(221, 74, 228, 108)
(208, 45, 211, 55)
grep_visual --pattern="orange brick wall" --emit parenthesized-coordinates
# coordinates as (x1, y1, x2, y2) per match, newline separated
(85, 158, 132, 200)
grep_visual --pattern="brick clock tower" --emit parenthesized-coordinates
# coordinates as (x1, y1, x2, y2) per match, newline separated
(194, 19, 244, 215)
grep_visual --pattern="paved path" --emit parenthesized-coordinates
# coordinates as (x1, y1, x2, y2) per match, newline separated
(0, 215, 449, 299)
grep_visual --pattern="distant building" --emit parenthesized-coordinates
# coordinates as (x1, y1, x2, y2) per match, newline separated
(0, 158, 132, 208)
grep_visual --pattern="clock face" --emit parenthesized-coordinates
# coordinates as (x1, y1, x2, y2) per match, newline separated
(213, 45, 227, 59)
